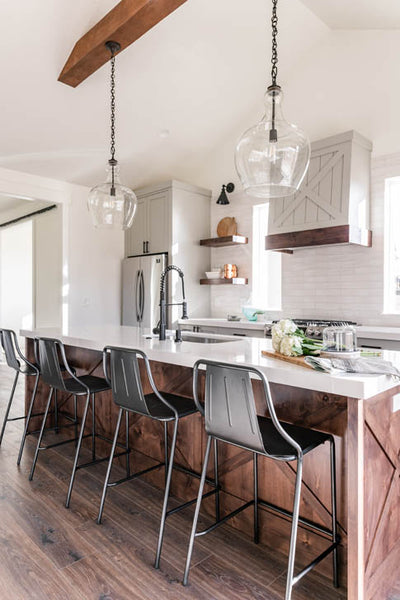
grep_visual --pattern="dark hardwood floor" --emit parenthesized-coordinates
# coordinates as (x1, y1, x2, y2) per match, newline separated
(0, 362, 367, 599)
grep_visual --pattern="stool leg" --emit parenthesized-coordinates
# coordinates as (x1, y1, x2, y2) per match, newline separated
(214, 438, 220, 521)
(29, 387, 53, 481)
(155, 418, 178, 569)
(330, 437, 339, 588)
(97, 408, 123, 524)
(183, 434, 212, 586)
(91, 393, 96, 461)
(254, 452, 259, 544)
(66, 393, 90, 508)
(54, 390, 59, 433)
(125, 410, 130, 477)
(17, 372, 39, 465)
(285, 456, 303, 600)
(0, 371, 19, 445)
(164, 421, 168, 485)
(73, 395, 78, 446)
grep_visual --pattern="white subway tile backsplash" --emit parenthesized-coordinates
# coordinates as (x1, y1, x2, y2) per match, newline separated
(209, 154, 400, 326)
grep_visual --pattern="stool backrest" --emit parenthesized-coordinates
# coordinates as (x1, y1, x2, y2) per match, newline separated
(36, 337, 85, 392)
(0, 329, 21, 371)
(192, 360, 301, 457)
(103, 346, 177, 418)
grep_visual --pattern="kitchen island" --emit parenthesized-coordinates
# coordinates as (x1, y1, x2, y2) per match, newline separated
(21, 325, 400, 600)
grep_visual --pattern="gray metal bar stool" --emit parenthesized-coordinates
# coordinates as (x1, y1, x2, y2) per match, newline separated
(0, 329, 80, 465)
(0, 329, 40, 457)
(29, 337, 113, 508)
(183, 359, 339, 600)
(98, 346, 220, 570)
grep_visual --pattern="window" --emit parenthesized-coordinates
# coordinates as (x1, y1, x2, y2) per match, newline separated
(252, 203, 281, 310)
(384, 176, 400, 313)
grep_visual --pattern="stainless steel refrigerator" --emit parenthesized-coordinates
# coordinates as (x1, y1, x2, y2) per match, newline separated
(122, 253, 167, 330)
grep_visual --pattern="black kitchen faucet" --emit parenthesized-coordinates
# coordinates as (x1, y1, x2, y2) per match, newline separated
(159, 265, 188, 341)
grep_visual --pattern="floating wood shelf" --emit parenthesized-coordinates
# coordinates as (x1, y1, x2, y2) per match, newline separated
(200, 278, 248, 285)
(200, 235, 248, 247)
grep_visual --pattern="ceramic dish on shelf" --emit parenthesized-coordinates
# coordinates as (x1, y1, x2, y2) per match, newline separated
(205, 271, 223, 279)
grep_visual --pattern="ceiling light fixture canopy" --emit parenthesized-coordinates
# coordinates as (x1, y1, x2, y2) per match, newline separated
(88, 41, 137, 229)
(234, 0, 310, 199)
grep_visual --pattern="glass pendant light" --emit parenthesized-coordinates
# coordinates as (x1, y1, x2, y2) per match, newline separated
(88, 41, 137, 229)
(235, 0, 310, 199)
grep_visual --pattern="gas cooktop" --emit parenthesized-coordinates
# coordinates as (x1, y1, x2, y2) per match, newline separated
(265, 319, 357, 339)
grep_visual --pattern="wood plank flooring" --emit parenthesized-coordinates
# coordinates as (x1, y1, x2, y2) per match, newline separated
(0, 362, 379, 599)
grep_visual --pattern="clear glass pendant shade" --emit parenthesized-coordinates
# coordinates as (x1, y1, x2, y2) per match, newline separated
(235, 87, 310, 198)
(87, 164, 137, 230)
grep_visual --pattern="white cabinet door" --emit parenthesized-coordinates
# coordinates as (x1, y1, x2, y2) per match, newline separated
(147, 192, 170, 254)
(125, 198, 147, 256)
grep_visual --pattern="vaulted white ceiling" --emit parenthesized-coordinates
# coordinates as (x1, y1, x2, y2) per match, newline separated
(0, 0, 399, 197)
(301, 0, 400, 29)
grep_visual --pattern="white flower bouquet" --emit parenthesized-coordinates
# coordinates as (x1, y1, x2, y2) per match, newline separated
(271, 319, 323, 357)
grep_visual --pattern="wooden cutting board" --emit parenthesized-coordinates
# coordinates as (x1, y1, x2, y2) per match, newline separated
(217, 217, 237, 237)
(261, 350, 314, 370)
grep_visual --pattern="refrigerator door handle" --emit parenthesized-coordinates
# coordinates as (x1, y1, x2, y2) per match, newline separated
(139, 269, 145, 321)
(135, 269, 141, 322)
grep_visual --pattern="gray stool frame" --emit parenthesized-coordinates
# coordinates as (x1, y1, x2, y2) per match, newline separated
(0, 329, 72, 464)
(183, 360, 339, 600)
(29, 337, 116, 508)
(98, 346, 220, 570)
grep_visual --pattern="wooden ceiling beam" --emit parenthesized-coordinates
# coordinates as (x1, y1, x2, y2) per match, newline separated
(58, 0, 187, 88)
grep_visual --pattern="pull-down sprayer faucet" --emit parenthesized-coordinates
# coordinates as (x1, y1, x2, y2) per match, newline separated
(159, 265, 188, 341)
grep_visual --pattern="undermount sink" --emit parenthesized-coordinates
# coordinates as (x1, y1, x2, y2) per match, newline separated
(143, 332, 241, 344)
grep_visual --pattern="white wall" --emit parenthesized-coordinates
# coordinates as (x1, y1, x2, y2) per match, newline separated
(0, 221, 33, 331)
(0, 167, 124, 331)
(210, 154, 400, 326)
(65, 183, 124, 329)
(34, 207, 63, 328)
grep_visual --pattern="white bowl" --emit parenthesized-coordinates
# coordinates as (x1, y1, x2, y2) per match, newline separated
(205, 271, 222, 279)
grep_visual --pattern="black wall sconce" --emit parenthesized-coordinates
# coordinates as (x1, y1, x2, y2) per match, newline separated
(216, 182, 235, 205)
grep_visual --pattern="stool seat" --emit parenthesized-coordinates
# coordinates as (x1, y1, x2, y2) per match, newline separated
(258, 416, 330, 460)
(64, 375, 110, 395)
(144, 393, 197, 421)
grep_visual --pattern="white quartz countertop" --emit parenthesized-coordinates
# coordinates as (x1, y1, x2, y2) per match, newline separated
(20, 325, 400, 400)
(356, 326, 400, 341)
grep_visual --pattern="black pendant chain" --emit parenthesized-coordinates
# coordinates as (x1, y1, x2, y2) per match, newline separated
(110, 51, 116, 165)
(105, 41, 121, 195)
(271, 0, 278, 87)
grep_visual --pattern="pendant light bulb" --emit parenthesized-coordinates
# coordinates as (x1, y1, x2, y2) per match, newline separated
(88, 41, 137, 229)
(234, 1, 310, 199)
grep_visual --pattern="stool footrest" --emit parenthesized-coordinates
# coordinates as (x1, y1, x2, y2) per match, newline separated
(39, 433, 91, 450)
(167, 488, 219, 517)
(6, 411, 47, 423)
(292, 539, 340, 586)
(77, 450, 130, 471)
(173, 463, 217, 487)
(259, 499, 336, 540)
(95, 432, 127, 450)
(108, 462, 164, 487)
(196, 500, 254, 537)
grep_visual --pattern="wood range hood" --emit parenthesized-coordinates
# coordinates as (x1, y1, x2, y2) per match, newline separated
(265, 131, 373, 252)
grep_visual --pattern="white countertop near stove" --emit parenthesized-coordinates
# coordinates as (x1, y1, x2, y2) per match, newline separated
(179, 318, 400, 342)
(20, 325, 400, 400)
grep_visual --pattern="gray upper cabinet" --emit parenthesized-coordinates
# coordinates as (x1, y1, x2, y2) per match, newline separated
(125, 189, 170, 256)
